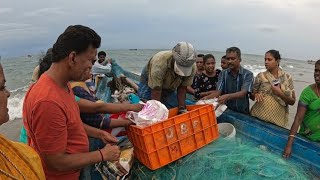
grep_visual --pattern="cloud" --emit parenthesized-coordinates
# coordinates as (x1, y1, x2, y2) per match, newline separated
(0, 23, 31, 29)
(0, 8, 12, 14)
(23, 7, 65, 17)
(0, 0, 319, 60)
(256, 24, 279, 33)
(0, 23, 48, 40)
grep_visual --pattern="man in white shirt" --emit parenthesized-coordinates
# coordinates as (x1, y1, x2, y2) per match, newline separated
(92, 51, 112, 75)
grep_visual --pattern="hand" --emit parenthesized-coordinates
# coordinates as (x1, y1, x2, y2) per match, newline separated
(218, 94, 230, 104)
(98, 130, 118, 144)
(283, 144, 292, 159)
(255, 93, 264, 102)
(100, 144, 120, 162)
(201, 96, 208, 100)
(129, 104, 144, 112)
(271, 84, 283, 97)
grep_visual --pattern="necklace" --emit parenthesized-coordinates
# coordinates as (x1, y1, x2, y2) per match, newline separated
(0, 150, 26, 180)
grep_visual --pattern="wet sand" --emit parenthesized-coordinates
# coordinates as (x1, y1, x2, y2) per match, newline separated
(0, 118, 22, 141)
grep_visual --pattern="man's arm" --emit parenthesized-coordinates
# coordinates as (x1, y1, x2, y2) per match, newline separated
(92, 61, 111, 74)
(77, 99, 143, 113)
(199, 90, 218, 98)
(82, 123, 118, 143)
(151, 89, 162, 101)
(218, 71, 254, 104)
(177, 86, 187, 108)
(101, 58, 112, 66)
(218, 90, 248, 104)
(44, 145, 119, 172)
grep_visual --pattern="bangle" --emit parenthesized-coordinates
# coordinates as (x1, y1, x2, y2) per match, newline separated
(289, 135, 295, 138)
(98, 149, 104, 162)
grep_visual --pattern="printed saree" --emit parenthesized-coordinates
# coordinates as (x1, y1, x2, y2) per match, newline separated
(0, 134, 45, 179)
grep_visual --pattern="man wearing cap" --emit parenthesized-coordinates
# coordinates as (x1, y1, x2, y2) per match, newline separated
(137, 42, 197, 113)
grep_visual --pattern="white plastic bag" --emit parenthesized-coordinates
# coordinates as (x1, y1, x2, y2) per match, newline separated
(126, 100, 169, 127)
(196, 98, 227, 117)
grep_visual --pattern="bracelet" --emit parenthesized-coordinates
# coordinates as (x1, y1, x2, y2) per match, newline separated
(98, 149, 104, 162)
(289, 134, 295, 138)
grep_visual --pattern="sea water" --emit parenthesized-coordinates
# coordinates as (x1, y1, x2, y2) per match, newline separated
(0, 49, 314, 121)
(131, 134, 319, 179)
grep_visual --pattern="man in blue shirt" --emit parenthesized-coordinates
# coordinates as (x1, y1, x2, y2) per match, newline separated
(203, 47, 253, 114)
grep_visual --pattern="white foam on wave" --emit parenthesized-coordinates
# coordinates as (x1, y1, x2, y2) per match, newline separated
(243, 65, 265, 77)
(8, 94, 25, 120)
(8, 85, 29, 121)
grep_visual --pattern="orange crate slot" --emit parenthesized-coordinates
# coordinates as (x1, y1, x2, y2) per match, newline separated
(127, 104, 219, 170)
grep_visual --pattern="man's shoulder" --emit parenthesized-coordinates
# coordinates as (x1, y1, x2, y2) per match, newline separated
(150, 51, 172, 64)
(241, 66, 254, 76)
(26, 75, 63, 105)
(220, 69, 229, 76)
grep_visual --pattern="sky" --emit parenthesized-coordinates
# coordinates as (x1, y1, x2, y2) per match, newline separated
(0, 0, 319, 60)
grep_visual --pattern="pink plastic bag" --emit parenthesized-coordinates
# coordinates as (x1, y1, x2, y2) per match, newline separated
(126, 100, 169, 127)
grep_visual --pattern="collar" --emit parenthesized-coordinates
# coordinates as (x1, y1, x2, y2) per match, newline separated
(227, 66, 244, 75)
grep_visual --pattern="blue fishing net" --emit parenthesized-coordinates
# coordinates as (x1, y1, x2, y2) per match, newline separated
(131, 136, 317, 179)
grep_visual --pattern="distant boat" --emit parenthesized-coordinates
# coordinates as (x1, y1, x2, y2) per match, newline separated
(27, 55, 33, 58)
(307, 60, 315, 65)
(129, 49, 138, 51)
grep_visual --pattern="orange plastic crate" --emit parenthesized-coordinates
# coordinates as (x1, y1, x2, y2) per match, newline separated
(127, 104, 219, 170)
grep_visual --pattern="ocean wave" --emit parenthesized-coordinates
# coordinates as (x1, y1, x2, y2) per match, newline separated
(10, 85, 29, 94)
(8, 93, 25, 120)
(243, 65, 265, 77)
(7, 85, 29, 120)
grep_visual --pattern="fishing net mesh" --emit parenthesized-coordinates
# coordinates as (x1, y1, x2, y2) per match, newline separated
(131, 137, 317, 180)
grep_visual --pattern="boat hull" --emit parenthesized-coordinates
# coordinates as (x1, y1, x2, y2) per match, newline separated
(218, 110, 320, 174)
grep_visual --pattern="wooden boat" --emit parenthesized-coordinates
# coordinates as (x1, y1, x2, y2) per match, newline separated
(119, 70, 320, 175)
